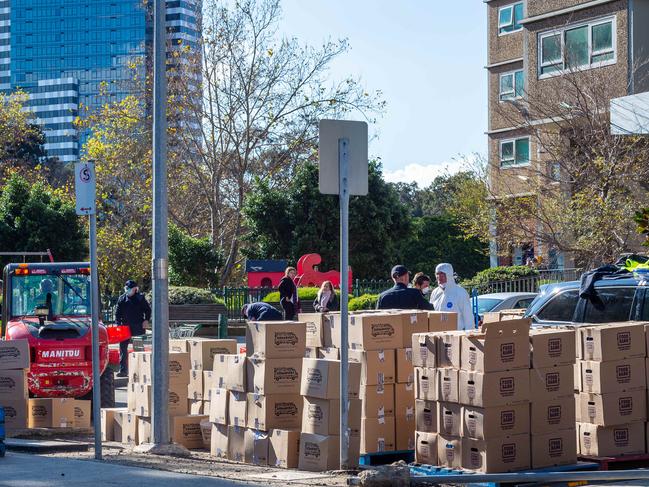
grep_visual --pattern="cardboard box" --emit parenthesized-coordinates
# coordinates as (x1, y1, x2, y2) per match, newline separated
(581, 358, 645, 394)
(462, 434, 531, 473)
(579, 422, 645, 456)
(138, 417, 151, 445)
(227, 425, 247, 462)
(248, 357, 302, 395)
(415, 431, 438, 464)
(0, 339, 29, 369)
(437, 434, 462, 468)
(395, 382, 415, 418)
(172, 415, 208, 449)
(189, 399, 203, 415)
(530, 328, 576, 368)
(212, 353, 247, 392)
(298, 433, 340, 472)
(484, 310, 525, 322)
(114, 410, 138, 445)
(531, 429, 577, 469)
(188, 369, 203, 400)
(209, 388, 228, 425)
(298, 313, 332, 348)
(580, 323, 645, 361)
(302, 396, 361, 436)
(396, 348, 414, 383)
(530, 365, 574, 400)
(344, 313, 403, 351)
(228, 390, 247, 428)
(461, 319, 530, 372)
(318, 347, 339, 360)
(438, 402, 462, 437)
(210, 424, 228, 458)
(462, 403, 530, 439)
(360, 416, 396, 453)
(531, 396, 576, 434)
(245, 428, 270, 466)
(73, 400, 91, 428)
(349, 349, 395, 385)
(100, 407, 126, 441)
(458, 369, 530, 408)
(575, 393, 581, 422)
(28, 398, 75, 428)
(203, 401, 210, 416)
(247, 393, 302, 431)
(396, 412, 416, 450)
(437, 368, 459, 403)
(139, 352, 190, 384)
(304, 347, 318, 358)
(574, 363, 581, 392)
(428, 312, 458, 332)
(200, 419, 211, 449)
(246, 321, 306, 359)
(415, 399, 437, 433)
(127, 382, 136, 412)
(578, 390, 647, 426)
(169, 338, 189, 353)
(189, 339, 238, 370)
(203, 371, 216, 401)
(414, 367, 437, 401)
(300, 358, 361, 399)
(128, 353, 140, 383)
(395, 310, 429, 348)
(269, 429, 300, 468)
(2, 399, 27, 431)
(135, 382, 188, 417)
(412, 333, 436, 368)
(0, 369, 28, 400)
(436, 331, 463, 369)
(360, 384, 395, 418)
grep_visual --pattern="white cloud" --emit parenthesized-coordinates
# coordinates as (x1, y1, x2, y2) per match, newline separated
(383, 159, 467, 187)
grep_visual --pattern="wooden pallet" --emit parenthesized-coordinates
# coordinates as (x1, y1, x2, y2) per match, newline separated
(359, 449, 414, 466)
(578, 453, 649, 470)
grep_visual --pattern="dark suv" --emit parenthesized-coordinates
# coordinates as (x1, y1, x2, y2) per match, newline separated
(525, 277, 649, 325)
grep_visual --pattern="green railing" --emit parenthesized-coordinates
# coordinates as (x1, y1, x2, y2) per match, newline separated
(353, 279, 392, 297)
(219, 287, 277, 320)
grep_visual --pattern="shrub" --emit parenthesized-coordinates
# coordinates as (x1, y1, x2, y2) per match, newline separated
(157, 286, 224, 305)
(349, 294, 379, 311)
(263, 287, 351, 303)
(462, 266, 538, 288)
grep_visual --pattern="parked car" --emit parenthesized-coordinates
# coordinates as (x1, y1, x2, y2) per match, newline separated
(524, 276, 649, 326)
(476, 292, 538, 317)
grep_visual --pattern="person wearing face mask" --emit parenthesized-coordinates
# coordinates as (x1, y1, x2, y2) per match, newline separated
(376, 265, 434, 310)
(115, 280, 151, 377)
(429, 263, 474, 330)
(412, 273, 432, 297)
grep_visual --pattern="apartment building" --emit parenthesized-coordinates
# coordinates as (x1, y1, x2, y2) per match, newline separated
(485, 0, 649, 267)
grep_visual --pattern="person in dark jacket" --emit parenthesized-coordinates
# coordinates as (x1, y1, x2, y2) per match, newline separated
(115, 280, 151, 377)
(376, 265, 434, 310)
(242, 302, 283, 321)
(278, 267, 299, 320)
(314, 280, 339, 312)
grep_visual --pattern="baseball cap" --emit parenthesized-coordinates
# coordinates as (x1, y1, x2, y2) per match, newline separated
(125, 280, 138, 289)
(391, 265, 409, 278)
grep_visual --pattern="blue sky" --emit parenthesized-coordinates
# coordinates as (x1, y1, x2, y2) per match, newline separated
(278, 1, 488, 187)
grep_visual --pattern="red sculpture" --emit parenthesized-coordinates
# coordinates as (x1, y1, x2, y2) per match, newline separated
(296, 253, 352, 290)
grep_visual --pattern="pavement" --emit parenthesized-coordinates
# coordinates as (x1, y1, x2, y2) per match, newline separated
(0, 452, 253, 486)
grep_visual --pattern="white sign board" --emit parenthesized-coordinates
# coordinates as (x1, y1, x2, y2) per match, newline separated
(319, 119, 368, 195)
(610, 91, 649, 135)
(75, 162, 96, 215)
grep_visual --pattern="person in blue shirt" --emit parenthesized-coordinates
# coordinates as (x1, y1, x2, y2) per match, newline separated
(376, 265, 434, 310)
(242, 302, 283, 321)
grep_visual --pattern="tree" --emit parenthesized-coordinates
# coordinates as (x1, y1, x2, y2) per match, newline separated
(169, 224, 224, 288)
(0, 174, 85, 266)
(168, 0, 384, 283)
(242, 160, 410, 279)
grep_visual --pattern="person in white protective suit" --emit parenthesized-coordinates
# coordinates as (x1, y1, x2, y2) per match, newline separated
(429, 263, 475, 330)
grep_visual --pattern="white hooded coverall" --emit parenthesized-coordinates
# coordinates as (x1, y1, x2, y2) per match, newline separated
(429, 262, 475, 330)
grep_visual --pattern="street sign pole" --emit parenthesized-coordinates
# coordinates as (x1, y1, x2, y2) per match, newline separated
(338, 138, 350, 470)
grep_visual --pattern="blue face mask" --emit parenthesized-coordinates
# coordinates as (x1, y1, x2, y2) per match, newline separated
(125, 287, 137, 297)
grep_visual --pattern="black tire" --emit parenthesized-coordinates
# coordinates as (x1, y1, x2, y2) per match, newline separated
(100, 369, 115, 408)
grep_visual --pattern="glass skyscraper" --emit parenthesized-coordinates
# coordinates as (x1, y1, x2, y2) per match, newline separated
(1, 0, 201, 163)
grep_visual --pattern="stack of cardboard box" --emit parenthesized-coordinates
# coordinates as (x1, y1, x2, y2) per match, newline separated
(0, 340, 29, 431)
(576, 323, 647, 457)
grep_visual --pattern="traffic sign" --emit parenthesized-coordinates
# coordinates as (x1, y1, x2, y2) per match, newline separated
(319, 120, 368, 195)
(75, 162, 96, 216)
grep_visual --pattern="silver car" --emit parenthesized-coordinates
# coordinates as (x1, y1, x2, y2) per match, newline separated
(477, 292, 538, 316)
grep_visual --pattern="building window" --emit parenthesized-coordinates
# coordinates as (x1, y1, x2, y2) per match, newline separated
(499, 3, 524, 35)
(499, 69, 524, 101)
(500, 137, 530, 167)
(539, 17, 615, 77)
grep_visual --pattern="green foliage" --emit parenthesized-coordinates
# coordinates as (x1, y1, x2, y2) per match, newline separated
(0, 174, 85, 267)
(635, 208, 649, 246)
(462, 265, 538, 288)
(349, 294, 379, 311)
(243, 160, 411, 279)
(166, 286, 224, 305)
(263, 287, 347, 303)
(169, 224, 223, 288)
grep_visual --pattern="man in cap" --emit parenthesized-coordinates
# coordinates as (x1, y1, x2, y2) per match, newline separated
(429, 263, 474, 330)
(115, 280, 151, 377)
(376, 265, 434, 310)
(242, 302, 283, 321)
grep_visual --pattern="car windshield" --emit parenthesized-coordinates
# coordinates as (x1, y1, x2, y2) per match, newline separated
(10, 273, 90, 318)
(477, 298, 503, 315)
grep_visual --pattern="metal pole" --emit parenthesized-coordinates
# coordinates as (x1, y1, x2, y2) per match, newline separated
(339, 137, 350, 470)
(152, 0, 169, 445)
(89, 213, 102, 460)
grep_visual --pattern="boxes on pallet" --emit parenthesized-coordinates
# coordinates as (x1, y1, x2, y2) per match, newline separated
(188, 369, 202, 400)
(228, 391, 247, 428)
(394, 382, 415, 421)
(529, 328, 576, 369)
(269, 429, 300, 469)
(578, 422, 646, 456)
(300, 358, 361, 399)
(0, 340, 29, 369)
(531, 429, 577, 469)
(438, 402, 462, 437)
(228, 425, 246, 462)
(580, 358, 645, 394)
(437, 434, 462, 468)
(458, 369, 530, 407)
(212, 354, 247, 392)
(297, 313, 332, 348)
(359, 384, 395, 418)
(462, 434, 531, 472)
(411, 333, 436, 368)
(436, 331, 463, 369)
(28, 398, 75, 428)
(428, 311, 457, 332)
(360, 416, 396, 454)
(245, 429, 270, 466)
(349, 349, 395, 385)
(529, 364, 574, 399)
(2, 399, 27, 431)
(247, 357, 302, 395)
(437, 368, 459, 403)
(203, 371, 216, 401)
(301, 396, 361, 436)
(100, 407, 126, 441)
(341, 313, 403, 351)
(134, 382, 188, 417)
(530, 397, 576, 434)
(246, 393, 302, 431)
(579, 323, 645, 361)
(415, 399, 437, 433)
(461, 318, 531, 372)
(246, 321, 306, 359)
(172, 415, 208, 449)
(114, 410, 138, 445)
(210, 424, 228, 458)
(415, 431, 437, 464)
(395, 348, 414, 383)
(297, 432, 340, 471)
(393, 310, 428, 348)
(414, 367, 436, 401)
(73, 400, 91, 428)
(578, 389, 647, 425)
(462, 403, 530, 439)
(188, 339, 238, 369)
(138, 351, 190, 384)
(0, 369, 28, 401)
(396, 411, 416, 451)
(209, 388, 228, 425)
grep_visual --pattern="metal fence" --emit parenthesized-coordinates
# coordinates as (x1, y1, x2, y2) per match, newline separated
(470, 268, 581, 295)
(353, 279, 393, 297)
(219, 287, 277, 320)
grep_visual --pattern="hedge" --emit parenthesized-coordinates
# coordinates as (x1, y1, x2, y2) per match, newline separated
(349, 293, 379, 311)
(263, 287, 351, 303)
(152, 286, 225, 305)
(462, 265, 538, 288)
